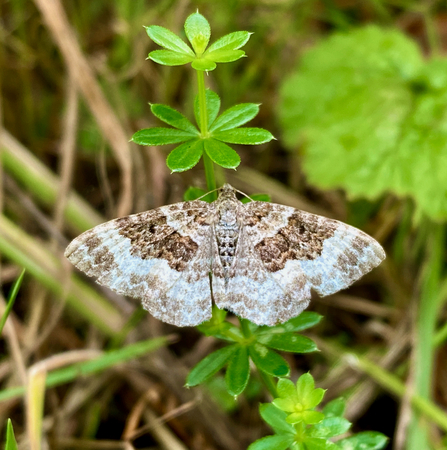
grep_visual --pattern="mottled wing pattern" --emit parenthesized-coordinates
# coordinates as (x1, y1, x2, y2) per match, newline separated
(65, 200, 214, 326)
(214, 201, 385, 326)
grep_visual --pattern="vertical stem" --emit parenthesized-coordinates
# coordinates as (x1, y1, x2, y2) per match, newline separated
(196, 70, 217, 200)
(258, 370, 278, 398)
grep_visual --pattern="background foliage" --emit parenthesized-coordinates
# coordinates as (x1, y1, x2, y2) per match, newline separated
(1, 1, 447, 449)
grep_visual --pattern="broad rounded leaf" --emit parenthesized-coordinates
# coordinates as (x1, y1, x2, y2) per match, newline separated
(302, 437, 339, 450)
(272, 397, 297, 413)
(132, 128, 196, 145)
(203, 139, 241, 169)
(247, 434, 294, 450)
(296, 373, 315, 400)
(304, 388, 326, 409)
(225, 345, 250, 396)
(277, 378, 297, 399)
(194, 89, 221, 130)
(184, 12, 210, 55)
(258, 333, 317, 353)
(186, 344, 237, 387)
(167, 139, 202, 172)
(323, 398, 346, 418)
(249, 344, 290, 377)
(338, 431, 388, 450)
(258, 312, 322, 335)
(148, 50, 194, 66)
(213, 128, 274, 145)
(151, 104, 198, 133)
(145, 25, 194, 55)
(205, 49, 245, 63)
(259, 403, 295, 434)
(191, 58, 217, 71)
(210, 103, 260, 132)
(309, 417, 351, 438)
(279, 26, 447, 220)
(207, 31, 251, 53)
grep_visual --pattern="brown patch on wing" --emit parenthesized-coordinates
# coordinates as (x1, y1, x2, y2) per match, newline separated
(254, 212, 338, 272)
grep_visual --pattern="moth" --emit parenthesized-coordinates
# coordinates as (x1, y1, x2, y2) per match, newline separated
(65, 184, 385, 327)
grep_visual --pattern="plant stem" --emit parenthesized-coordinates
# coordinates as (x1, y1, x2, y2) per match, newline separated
(259, 370, 278, 398)
(196, 70, 217, 199)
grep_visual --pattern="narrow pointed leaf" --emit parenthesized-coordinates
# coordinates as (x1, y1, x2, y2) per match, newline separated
(248, 434, 294, 450)
(225, 345, 250, 396)
(148, 50, 194, 66)
(0, 269, 25, 335)
(257, 312, 323, 335)
(207, 31, 251, 53)
(145, 25, 194, 55)
(151, 104, 198, 133)
(5, 419, 18, 450)
(305, 388, 326, 409)
(186, 345, 238, 387)
(205, 49, 245, 63)
(185, 12, 210, 54)
(213, 128, 274, 145)
(167, 139, 202, 172)
(194, 89, 221, 129)
(203, 139, 240, 169)
(210, 103, 260, 131)
(259, 404, 295, 434)
(132, 128, 196, 145)
(249, 344, 290, 377)
(258, 333, 317, 353)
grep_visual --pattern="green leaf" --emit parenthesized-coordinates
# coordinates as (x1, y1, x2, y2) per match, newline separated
(213, 128, 274, 145)
(258, 333, 318, 353)
(203, 139, 241, 169)
(184, 12, 210, 55)
(249, 344, 290, 377)
(248, 434, 295, 450)
(241, 193, 271, 203)
(277, 378, 298, 399)
(225, 345, 250, 396)
(210, 103, 260, 131)
(150, 104, 198, 133)
(287, 410, 324, 425)
(183, 186, 207, 201)
(279, 26, 447, 220)
(309, 417, 351, 438)
(5, 419, 18, 450)
(191, 59, 217, 71)
(205, 49, 245, 63)
(305, 388, 326, 409)
(167, 140, 203, 172)
(323, 398, 346, 418)
(145, 25, 194, 55)
(259, 403, 295, 434)
(0, 269, 25, 335)
(296, 373, 315, 400)
(148, 50, 194, 66)
(303, 437, 339, 450)
(186, 345, 238, 387)
(206, 31, 251, 53)
(338, 431, 389, 449)
(132, 128, 196, 145)
(194, 89, 221, 129)
(258, 312, 322, 335)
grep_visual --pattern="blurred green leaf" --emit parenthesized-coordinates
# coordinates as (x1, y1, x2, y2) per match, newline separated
(210, 103, 260, 131)
(249, 344, 290, 377)
(308, 417, 351, 438)
(166, 140, 203, 172)
(0, 269, 25, 335)
(241, 193, 271, 203)
(205, 49, 245, 63)
(131, 128, 196, 145)
(204, 139, 241, 169)
(213, 128, 273, 145)
(145, 25, 193, 55)
(192, 59, 217, 71)
(258, 312, 322, 334)
(338, 431, 389, 449)
(186, 345, 237, 387)
(150, 104, 198, 133)
(225, 345, 250, 396)
(247, 434, 294, 450)
(323, 398, 346, 418)
(194, 89, 221, 129)
(259, 403, 295, 434)
(279, 26, 447, 220)
(206, 31, 251, 53)
(183, 186, 207, 201)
